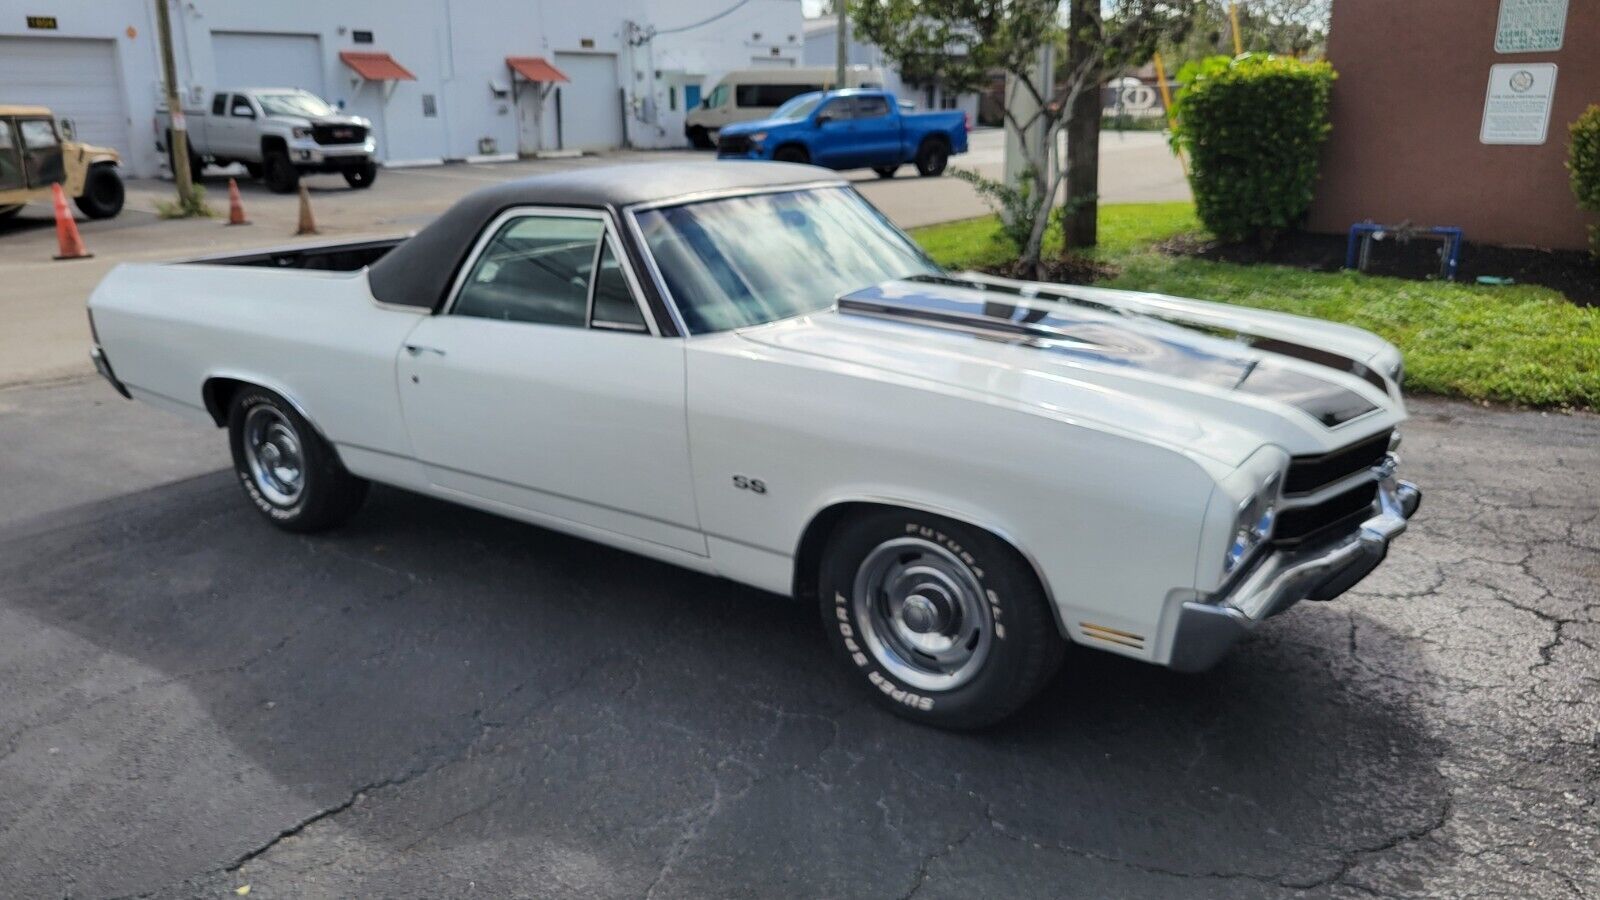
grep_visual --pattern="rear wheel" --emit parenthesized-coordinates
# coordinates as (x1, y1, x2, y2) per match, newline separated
(227, 387, 368, 533)
(74, 165, 125, 219)
(914, 138, 949, 177)
(773, 145, 810, 165)
(872, 165, 899, 179)
(263, 151, 300, 194)
(343, 162, 378, 189)
(818, 509, 1064, 729)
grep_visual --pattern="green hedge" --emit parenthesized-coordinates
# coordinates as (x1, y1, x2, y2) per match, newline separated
(1570, 105, 1600, 256)
(1171, 54, 1335, 244)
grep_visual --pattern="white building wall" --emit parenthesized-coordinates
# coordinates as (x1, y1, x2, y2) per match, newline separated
(0, 0, 804, 177)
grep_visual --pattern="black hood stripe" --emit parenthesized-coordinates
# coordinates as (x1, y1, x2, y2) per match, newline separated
(839, 279, 1380, 428)
(915, 274, 1390, 393)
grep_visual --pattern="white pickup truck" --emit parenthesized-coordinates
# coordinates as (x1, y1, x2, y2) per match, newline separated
(158, 88, 377, 193)
(86, 162, 1420, 728)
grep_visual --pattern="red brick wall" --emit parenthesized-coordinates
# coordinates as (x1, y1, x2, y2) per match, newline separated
(1307, 0, 1598, 251)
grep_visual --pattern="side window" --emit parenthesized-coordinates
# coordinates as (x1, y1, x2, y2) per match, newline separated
(452, 216, 604, 327)
(212, 94, 228, 116)
(18, 119, 59, 149)
(0, 121, 14, 150)
(590, 240, 646, 331)
(231, 96, 254, 117)
(705, 84, 729, 109)
(855, 96, 890, 118)
(818, 99, 853, 122)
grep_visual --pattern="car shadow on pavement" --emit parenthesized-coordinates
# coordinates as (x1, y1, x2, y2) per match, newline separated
(0, 473, 1450, 898)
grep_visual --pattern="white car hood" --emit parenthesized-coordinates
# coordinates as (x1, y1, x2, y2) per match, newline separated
(733, 274, 1407, 467)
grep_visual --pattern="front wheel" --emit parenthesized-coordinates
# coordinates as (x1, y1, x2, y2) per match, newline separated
(914, 139, 949, 177)
(74, 165, 125, 219)
(818, 509, 1064, 729)
(343, 162, 378, 189)
(688, 126, 715, 150)
(228, 388, 368, 533)
(773, 145, 809, 165)
(263, 151, 300, 194)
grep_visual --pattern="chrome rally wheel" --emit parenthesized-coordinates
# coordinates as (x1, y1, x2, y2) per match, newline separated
(242, 405, 305, 507)
(852, 536, 994, 692)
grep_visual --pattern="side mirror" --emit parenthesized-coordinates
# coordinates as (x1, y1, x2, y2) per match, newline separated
(58, 118, 76, 140)
(815, 114, 831, 127)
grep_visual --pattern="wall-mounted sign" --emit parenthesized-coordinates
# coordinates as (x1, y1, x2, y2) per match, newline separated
(579, 38, 595, 49)
(1495, 0, 1567, 53)
(352, 30, 373, 44)
(25, 15, 57, 29)
(1480, 63, 1558, 144)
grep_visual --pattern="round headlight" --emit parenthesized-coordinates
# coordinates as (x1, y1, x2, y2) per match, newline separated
(1222, 484, 1277, 575)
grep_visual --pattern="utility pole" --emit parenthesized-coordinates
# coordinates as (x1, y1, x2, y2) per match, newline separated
(153, 0, 195, 209)
(834, 0, 847, 88)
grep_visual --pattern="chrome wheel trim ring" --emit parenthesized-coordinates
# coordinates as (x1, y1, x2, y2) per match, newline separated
(242, 405, 305, 507)
(851, 536, 994, 692)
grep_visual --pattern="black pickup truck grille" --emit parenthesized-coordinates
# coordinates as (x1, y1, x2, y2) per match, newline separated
(716, 134, 752, 156)
(313, 124, 368, 145)
(1272, 429, 1393, 547)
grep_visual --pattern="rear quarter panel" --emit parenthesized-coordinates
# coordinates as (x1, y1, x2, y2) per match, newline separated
(88, 263, 426, 473)
(685, 331, 1221, 659)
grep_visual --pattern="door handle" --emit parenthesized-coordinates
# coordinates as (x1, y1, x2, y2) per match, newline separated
(404, 344, 446, 357)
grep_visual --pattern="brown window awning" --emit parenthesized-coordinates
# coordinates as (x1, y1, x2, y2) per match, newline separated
(340, 51, 416, 81)
(506, 56, 569, 83)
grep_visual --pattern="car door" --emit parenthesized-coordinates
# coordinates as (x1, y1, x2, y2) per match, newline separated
(812, 97, 859, 169)
(850, 95, 901, 167)
(0, 120, 24, 194)
(224, 94, 259, 158)
(395, 208, 706, 556)
(17, 118, 64, 187)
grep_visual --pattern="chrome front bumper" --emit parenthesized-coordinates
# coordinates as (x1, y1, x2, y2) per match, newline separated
(1169, 464, 1421, 673)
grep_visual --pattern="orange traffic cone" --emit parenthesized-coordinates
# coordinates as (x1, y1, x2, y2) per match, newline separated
(51, 183, 92, 260)
(226, 177, 250, 225)
(294, 184, 318, 236)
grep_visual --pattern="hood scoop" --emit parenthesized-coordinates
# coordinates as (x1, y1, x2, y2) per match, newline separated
(836, 278, 1380, 428)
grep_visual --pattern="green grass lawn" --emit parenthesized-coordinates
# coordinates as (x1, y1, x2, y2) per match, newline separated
(910, 204, 1600, 409)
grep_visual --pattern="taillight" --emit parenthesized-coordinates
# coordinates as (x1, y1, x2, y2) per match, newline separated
(962, 111, 971, 133)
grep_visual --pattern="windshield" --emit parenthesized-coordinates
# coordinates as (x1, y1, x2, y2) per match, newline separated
(770, 93, 823, 121)
(634, 187, 940, 334)
(255, 91, 335, 118)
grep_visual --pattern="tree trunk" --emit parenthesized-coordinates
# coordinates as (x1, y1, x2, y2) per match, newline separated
(1062, 0, 1100, 250)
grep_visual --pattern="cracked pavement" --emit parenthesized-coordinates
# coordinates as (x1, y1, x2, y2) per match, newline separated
(0, 378, 1595, 898)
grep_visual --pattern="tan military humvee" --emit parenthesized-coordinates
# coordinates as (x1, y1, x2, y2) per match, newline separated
(0, 105, 125, 220)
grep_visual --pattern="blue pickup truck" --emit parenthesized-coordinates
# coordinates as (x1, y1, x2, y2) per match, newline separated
(715, 89, 968, 178)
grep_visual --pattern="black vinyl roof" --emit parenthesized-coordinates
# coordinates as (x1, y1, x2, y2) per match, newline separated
(367, 161, 839, 314)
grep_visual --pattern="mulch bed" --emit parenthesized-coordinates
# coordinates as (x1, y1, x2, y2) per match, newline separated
(1160, 231, 1600, 307)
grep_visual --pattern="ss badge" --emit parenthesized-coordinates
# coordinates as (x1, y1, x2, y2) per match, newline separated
(732, 475, 767, 494)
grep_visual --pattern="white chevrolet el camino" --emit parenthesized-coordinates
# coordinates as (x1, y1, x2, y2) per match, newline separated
(88, 162, 1420, 728)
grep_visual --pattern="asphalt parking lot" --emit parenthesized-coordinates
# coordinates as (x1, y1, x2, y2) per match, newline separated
(1, 376, 1596, 898)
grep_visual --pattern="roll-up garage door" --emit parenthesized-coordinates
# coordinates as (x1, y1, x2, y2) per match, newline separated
(553, 53, 623, 151)
(0, 37, 130, 160)
(212, 32, 326, 98)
